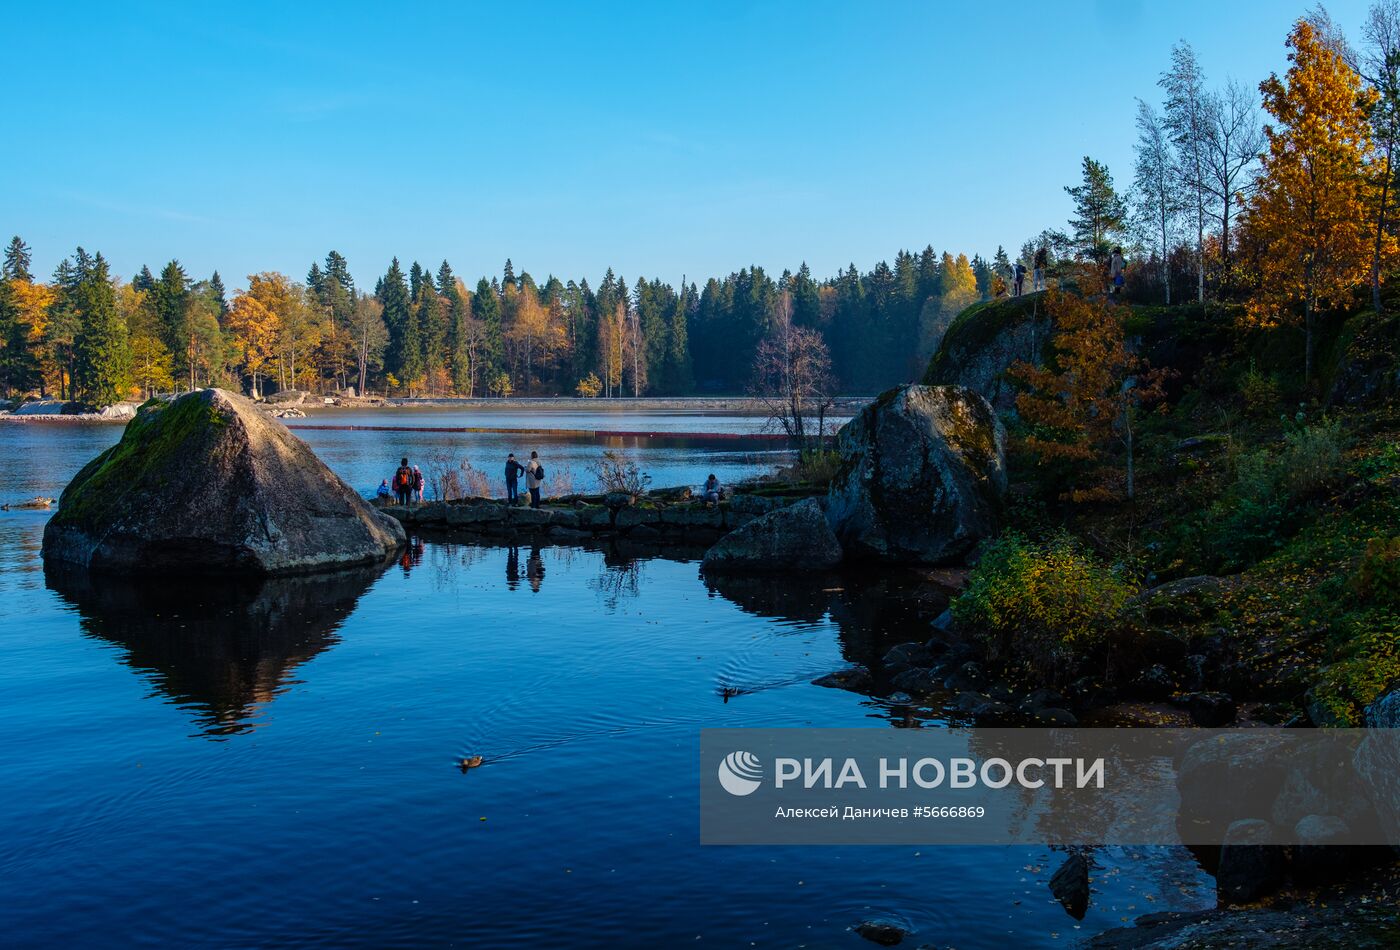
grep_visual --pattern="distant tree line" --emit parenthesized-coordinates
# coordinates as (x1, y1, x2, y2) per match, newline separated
(0, 240, 1025, 405)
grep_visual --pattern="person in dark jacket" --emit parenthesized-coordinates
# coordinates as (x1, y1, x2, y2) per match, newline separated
(393, 457, 412, 506)
(505, 453, 526, 505)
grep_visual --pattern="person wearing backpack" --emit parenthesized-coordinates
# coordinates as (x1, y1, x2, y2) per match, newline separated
(393, 457, 413, 506)
(504, 453, 526, 505)
(526, 451, 544, 509)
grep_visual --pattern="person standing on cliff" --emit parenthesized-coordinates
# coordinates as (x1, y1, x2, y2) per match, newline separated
(393, 457, 413, 506)
(1109, 247, 1126, 298)
(1033, 245, 1048, 292)
(505, 453, 525, 505)
(526, 451, 544, 509)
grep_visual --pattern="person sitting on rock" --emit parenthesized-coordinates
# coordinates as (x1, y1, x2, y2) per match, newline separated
(376, 479, 392, 500)
(393, 457, 413, 506)
(703, 473, 722, 506)
(412, 465, 425, 504)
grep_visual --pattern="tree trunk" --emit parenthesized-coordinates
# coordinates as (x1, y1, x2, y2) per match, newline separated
(1304, 278, 1316, 384)
(1372, 146, 1392, 318)
(1124, 407, 1135, 501)
(1196, 211, 1205, 303)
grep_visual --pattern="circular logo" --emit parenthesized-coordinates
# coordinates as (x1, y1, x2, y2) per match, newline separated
(718, 750, 763, 796)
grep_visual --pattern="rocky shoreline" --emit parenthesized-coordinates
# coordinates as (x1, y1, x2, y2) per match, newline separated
(376, 487, 820, 550)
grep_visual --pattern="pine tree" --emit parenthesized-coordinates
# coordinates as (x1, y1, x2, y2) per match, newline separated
(473, 277, 503, 381)
(3, 236, 32, 281)
(209, 271, 228, 315)
(71, 251, 131, 407)
(0, 236, 40, 396)
(1065, 157, 1127, 260)
(152, 260, 190, 357)
(133, 265, 156, 293)
(665, 282, 695, 393)
(377, 258, 413, 389)
(416, 277, 446, 392)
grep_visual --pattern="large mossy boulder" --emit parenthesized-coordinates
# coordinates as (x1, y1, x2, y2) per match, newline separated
(701, 498, 842, 572)
(923, 296, 1050, 412)
(826, 384, 1005, 565)
(43, 388, 404, 575)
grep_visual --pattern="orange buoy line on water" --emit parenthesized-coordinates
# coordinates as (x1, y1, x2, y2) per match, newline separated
(284, 423, 789, 441)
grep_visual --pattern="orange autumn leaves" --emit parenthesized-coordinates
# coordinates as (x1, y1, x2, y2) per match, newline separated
(1244, 19, 1396, 379)
(1010, 283, 1170, 503)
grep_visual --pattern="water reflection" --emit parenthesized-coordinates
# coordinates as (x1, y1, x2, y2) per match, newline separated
(45, 564, 384, 737)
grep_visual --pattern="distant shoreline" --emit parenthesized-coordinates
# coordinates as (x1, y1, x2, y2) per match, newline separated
(0, 394, 871, 424)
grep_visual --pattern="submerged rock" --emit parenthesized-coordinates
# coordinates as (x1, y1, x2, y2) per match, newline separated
(853, 917, 911, 946)
(43, 388, 405, 575)
(1049, 852, 1091, 919)
(826, 384, 1005, 565)
(701, 498, 842, 571)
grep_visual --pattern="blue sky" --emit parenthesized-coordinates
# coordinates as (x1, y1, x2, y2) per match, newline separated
(0, 1, 1375, 291)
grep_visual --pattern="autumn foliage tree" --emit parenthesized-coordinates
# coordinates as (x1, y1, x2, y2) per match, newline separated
(1010, 281, 1169, 502)
(1245, 19, 1391, 382)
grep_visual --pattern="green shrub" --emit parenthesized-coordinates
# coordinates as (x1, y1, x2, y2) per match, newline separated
(1186, 418, 1347, 572)
(1310, 611, 1400, 726)
(791, 448, 841, 486)
(1352, 537, 1400, 608)
(952, 533, 1135, 686)
(1239, 361, 1281, 415)
(1277, 417, 1346, 502)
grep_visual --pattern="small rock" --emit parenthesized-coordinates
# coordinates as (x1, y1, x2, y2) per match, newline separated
(891, 667, 943, 695)
(886, 691, 913, 705)
(1186, 691, 1237, 727)
(883, 641, 932, 672)
(1019, 688, 1070, 713)
(853, 917, 911, 946)
(813, 666, 873, 693)
(951, 691, 1013, 724)
(1050, 852, 1091, 919)
(1132, 664, 1176, 701)
(1033, 707, 1079, 727)
(1216, 819, 1285, 904)
(942, 661, 986, 693)
(1292, 814, 1353, 886)
(986, 682, 1015, 704)
(1183, 654, 1208, 691)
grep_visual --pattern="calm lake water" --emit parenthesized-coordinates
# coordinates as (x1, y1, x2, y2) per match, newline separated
(0, 409, 1213, 948)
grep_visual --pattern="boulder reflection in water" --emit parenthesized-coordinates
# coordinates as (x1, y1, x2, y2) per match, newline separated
(45, 563, 384, 737)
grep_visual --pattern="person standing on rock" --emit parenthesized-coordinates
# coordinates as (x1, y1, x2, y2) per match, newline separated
(505, 453, 526, 505)
(393, 457, 413, 506)
(1033, 245, 1048, 292)
(412, 465, 425, 504)
(1109, 247, 1126, 298)
(1013, 260, 1027, 297)
(526, 451, 544, 509)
